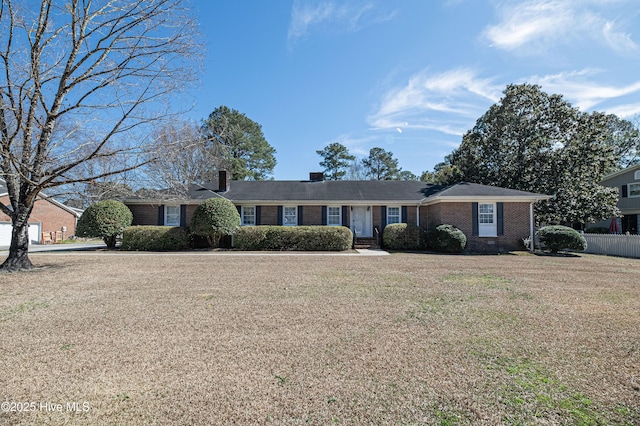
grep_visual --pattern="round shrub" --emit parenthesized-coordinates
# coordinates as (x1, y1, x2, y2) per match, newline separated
(427, 224, 467, 253)
(383, 223, 423, 250)
(536, 225, 587, 253)
(190, 198, 240, 247)
(76, 200, 133, 248)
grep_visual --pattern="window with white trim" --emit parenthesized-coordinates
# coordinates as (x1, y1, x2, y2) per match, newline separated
(164, 205, 180, 226)
(283, 206, 298, 226)
(478, 203, 496, 237)
(634, 170, 640, 180)
(327, 206, 341, 226)
(387, 206, 401, 225)
(629, 183, 640, 197)
(242, 206, 255, 226)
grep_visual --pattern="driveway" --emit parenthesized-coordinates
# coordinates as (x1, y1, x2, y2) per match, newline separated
(0, 241, 107, 253)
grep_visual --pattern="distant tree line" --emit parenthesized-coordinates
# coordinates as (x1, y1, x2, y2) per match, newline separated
(315, 143, 417, 181)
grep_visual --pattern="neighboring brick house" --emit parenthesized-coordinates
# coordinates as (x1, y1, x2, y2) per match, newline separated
(0, 180, 81, 246)
(123, 171, 550, 252)
(592, 165, 640, 234)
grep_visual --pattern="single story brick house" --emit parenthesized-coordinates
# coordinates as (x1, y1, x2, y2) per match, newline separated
(123, 171, 551, 252)
(0, 180, 81, 246)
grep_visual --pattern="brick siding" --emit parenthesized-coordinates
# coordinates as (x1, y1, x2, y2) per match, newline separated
(301, 206, 323, 225)
(0, 195, 78, 238)
(128, 204, 160, 226)
(125, 200, 533, 252)
(422, 202, 531, 252)
(259, 206, 278, 225)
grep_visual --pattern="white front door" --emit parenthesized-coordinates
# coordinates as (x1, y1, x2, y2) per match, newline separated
(350, 206, 372, 237)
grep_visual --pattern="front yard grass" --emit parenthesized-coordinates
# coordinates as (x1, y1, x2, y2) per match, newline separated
(0, 252, 638, 425)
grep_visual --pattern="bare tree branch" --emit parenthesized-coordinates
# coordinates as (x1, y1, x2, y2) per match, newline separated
(0, 0, 201, 270)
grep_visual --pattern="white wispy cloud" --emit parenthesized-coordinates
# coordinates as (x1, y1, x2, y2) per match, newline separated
(368, 66, 640, 141)
(604, 103, 640, 118)
(483, 0, 638, 54)
(602, 21, 639, 52)
(527, 69, 640, 112)
(367, 68, 502, 135)
(287, 0, 396, 47)
(483, 0, 575, 51)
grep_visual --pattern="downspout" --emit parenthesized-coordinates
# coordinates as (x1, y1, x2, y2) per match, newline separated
(529, 202, 535, 253)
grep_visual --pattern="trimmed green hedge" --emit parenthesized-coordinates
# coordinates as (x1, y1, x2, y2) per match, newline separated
(427, 224, 467, 253)
(233, 226, 353, 251)
(383, 223, 423, 250)
(120, 226, 190, 251)
(536, 225, 587, 253)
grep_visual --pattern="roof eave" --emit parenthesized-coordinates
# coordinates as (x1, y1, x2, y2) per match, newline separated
(600, 164, 640, 183)
(421, 195, 553, 205)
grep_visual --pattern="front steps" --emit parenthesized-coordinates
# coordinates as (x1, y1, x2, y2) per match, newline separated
(354, 237, 379, 249)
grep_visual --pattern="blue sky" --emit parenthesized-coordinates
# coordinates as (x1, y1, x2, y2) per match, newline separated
(184, 0, 640, 180)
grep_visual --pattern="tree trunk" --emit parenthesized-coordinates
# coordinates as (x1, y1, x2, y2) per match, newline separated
(0, 210, 34, 272)
(104, 235, 117, 249)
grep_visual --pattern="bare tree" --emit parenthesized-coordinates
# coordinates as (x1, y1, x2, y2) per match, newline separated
(0, 0, 200, 271)
(142, 121, 221, 196)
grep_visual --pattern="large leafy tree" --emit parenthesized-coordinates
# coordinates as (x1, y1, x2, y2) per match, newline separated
(0, 0, 199, 271)
(605, 114, 640, 169)
(201, 106, 276, 181)
(420, 155, 463, 185)
(448, 83, 623, 226)
(316, 142, 355, 180)
(362, 147, 400, 180)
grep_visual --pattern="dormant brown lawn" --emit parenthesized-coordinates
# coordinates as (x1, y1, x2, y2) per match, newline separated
(0, 251, 638, 425)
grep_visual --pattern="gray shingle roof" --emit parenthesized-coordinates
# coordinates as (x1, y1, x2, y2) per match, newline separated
(435, 182, 548, 198)
(223, 180, 442, 202)
(181, 180, 548, 203)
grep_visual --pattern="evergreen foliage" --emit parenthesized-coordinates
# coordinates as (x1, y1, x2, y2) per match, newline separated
(201, 106, 277, 180)
(316, 142, 355, 180)
(427, 224, 467, 253)
(120, 226, 190, 251)
(536, 225, 587, 253)
(234, 226, 352, 251)
(443, 84, 636, 225)
(362, 147, 400, 180)
(190, 198, 241, 247)
(383, 223, 423, 250)
(76, 200, 133, 248)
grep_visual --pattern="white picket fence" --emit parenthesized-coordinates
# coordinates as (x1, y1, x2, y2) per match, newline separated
(583, 233, 640, 259)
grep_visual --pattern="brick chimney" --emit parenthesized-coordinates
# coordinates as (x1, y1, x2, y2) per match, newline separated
(309, 172, 324, 182)
(218, 170, 230, 192)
